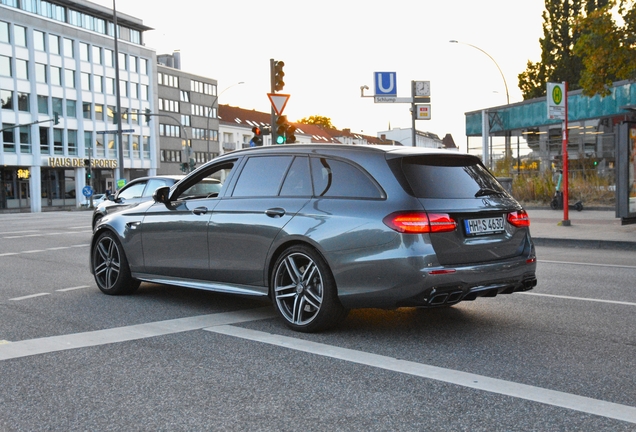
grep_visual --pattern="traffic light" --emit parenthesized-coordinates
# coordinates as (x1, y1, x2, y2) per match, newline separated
(113, 110, 119, 125)
(53, 111, 60, 125)
(180, 162, 188, 172)
(251, 126, 263, 146)
(145, 108, 151, 124)
(273, 60, 285, 92)
(286, 124, 297, 144)
(189, 158, 196, 171)
(84, 159, 92, 180)
(275, 116, 287, 144)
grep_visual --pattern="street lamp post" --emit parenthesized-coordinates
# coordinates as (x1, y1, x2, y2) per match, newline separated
(206, 82, 244, 160)
(450, 40, 510, 168)
(449, 40, 509, 104)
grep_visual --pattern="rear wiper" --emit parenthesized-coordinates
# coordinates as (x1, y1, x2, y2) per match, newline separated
(474, 188, 502, 197)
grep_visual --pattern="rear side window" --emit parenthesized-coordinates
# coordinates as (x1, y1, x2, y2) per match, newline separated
(232, 156, 293, 197)
(143, 178, 173, 197)
(310, 157, 382, 199)
(401, 155, 505, 199)
(118, 181, 146, 199)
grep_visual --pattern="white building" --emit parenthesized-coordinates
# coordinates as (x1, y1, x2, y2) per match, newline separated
(0, 0, 156, 212)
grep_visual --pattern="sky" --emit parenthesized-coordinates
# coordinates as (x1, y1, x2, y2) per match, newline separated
(92, 0, 546, 153)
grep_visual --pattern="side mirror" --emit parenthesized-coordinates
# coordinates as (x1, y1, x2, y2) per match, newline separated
(153, 186, 171, 204)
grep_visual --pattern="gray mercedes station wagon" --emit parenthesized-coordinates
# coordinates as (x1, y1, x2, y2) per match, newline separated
(90, 144, 537, 332)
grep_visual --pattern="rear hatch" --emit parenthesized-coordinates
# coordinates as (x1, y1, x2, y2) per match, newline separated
(393, 154, 530, 266)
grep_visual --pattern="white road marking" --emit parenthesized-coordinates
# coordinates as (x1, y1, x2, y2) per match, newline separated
(0, 244, 89, 257)
(208, 325, 636, 425)
(0, 307, 275, 361)
(56, 285, 91, 292)
(2, 231, 91, 239)
(9, 293, 51, 301)
(520, 292, 636, 307)
(539, 259, 636, 270)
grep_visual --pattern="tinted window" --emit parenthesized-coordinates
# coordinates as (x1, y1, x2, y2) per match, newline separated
(401, 155, 505, 199)
(232, 156, 292, 197)
(310, 157, 382, 198)
(118, 181, 146, 200)
(280, 156, 312, 197)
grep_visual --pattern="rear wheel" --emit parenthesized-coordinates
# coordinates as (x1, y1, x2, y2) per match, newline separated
(92, 231, 140, 295)
(272, 245, 347, 332)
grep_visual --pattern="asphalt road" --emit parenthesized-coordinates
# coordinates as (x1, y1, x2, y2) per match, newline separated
(1, 211, 635, 431)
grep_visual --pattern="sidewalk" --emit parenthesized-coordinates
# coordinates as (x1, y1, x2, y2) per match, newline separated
(526, 208, 636, 250)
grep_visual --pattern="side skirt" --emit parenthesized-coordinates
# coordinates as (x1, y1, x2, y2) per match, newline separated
(131, 272, 268, 297)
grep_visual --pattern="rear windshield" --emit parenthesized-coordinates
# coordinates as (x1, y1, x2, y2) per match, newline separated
(400, 155, 505, 199)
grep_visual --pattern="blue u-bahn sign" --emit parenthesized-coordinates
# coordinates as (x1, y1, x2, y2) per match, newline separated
(374, 72, 397, 96)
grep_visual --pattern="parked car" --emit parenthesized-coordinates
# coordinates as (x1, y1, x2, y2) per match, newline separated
(92, 175, 184, 230)
(90, 144, 537, 332)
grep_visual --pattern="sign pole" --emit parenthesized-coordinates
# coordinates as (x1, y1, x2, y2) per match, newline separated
(562, 81, 570, 225)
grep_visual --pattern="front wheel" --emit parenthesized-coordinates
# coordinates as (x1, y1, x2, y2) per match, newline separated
(272, 245, 347, 332)
(92, 231, 140, 295)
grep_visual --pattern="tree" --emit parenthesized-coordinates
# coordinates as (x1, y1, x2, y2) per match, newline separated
(518, 0, 589, 100)
(573, 0, 636, 96)
(297, 115, 335, 129)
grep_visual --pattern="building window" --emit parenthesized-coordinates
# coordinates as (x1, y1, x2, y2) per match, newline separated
(52, 97, 63, 119)
(68, 130, 77, 155)
(39, 126, 49, 154)
(119, 80, 127, 97)
(118, 52, 126, 70)
(20, 125, 30, 153)
(107, 105, 116, 123)
(83, 102, 91, 119)
(84, 131, 93, 157)
(64, 69, 75, 88)
(79, 42, 89, 61)
(92, 46, 102, 64)
(35, 63, 47, 83)
(49, 34, 60, 55)
(130, 83, 138, 99)
(180, 91, 189, 102)
(0, 55, 10, 77)
(141, 84, 148, 100)
(33, 30, 45, 51)
(2, 123, 15, 152)
(142, 136, 149, 158)
(66, 99, 76, 118)
(51, 65, 61, 86)
(0, 21, 9, 44)
(81, 72, 91, 90)
(104, 49, 113, 67)
(95, 104, 103, 121)
(16, 59, 28, 80)
(181, 115, 191, 127)
(94, 75, 103, 93)
(53, 128, 63, 154)
(63, 38, 73, 58)
(140, 58, 147, 75)
(1, 89, 13, 109)
(37, 95, 48, 114)
(14, 25, 26, 47)
(105, 77, 114, 95)
(17, 92, 28, 111)
(129, 56, 137, 73)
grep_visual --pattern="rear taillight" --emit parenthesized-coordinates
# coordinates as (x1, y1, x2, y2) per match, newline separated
(383, 212, 457, 234)
(507, 210, 530, 227)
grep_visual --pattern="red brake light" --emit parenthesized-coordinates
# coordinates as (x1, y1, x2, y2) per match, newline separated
(508, 210, 530, 227)
(383, 212, 457, 234)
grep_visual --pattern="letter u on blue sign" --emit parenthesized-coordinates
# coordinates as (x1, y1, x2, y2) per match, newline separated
(375, 72, 397, 96)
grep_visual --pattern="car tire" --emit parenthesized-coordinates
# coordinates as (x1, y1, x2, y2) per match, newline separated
(92, 231, 140, 295)
(272, 245, 347, 333)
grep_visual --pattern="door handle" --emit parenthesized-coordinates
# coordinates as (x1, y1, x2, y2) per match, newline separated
(193, 207, 208, 215)
(265, 207, 286, 218)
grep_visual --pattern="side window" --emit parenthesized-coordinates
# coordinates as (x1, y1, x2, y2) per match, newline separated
(118, 182, 146, 200)
(280, 156, 312, 197)
(232, 156, 293, 197)
(310, 157, 382, 199)
(175, 162, 234, 200)
(143, 178, 172, 197)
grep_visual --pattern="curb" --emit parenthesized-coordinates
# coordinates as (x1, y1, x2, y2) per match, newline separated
(532, 237, 636, 251)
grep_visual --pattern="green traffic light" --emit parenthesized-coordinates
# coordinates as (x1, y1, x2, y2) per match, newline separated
(276, 135, 285, 144)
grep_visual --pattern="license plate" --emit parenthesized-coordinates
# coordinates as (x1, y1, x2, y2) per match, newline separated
(464, 216, 505, 236)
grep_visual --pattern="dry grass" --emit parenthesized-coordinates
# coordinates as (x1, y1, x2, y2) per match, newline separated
(508, 171, 615, 205)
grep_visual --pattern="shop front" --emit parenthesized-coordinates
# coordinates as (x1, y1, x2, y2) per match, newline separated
(0, 167, 31, 211)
